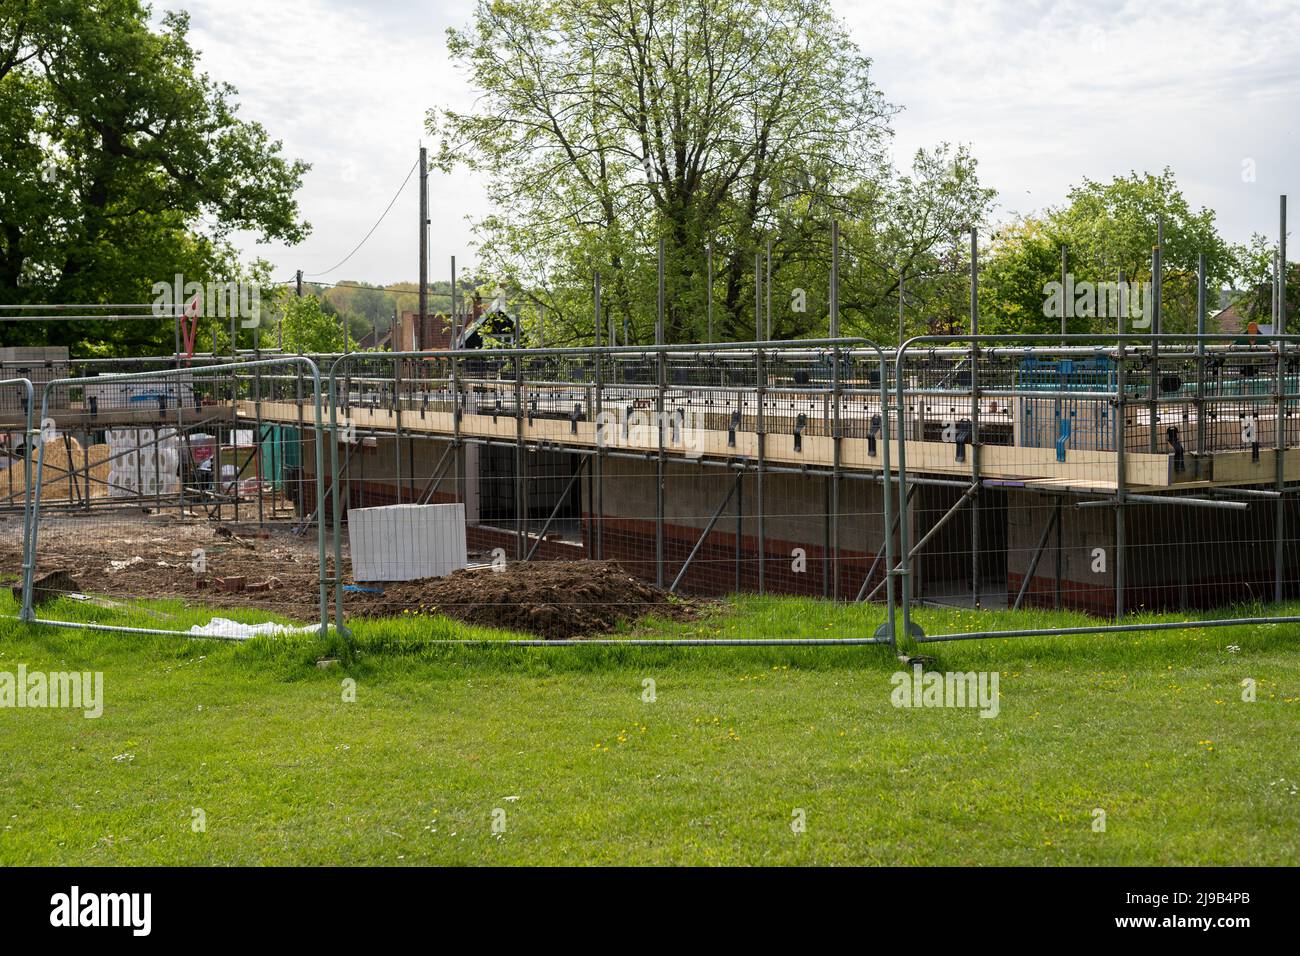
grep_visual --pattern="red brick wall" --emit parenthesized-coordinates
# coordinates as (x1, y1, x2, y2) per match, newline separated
(1007, 569, 1290, 617)
(1006, 573, 1115, 616)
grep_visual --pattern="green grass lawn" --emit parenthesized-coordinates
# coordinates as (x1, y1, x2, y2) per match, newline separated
(0, 588, 1297, 865)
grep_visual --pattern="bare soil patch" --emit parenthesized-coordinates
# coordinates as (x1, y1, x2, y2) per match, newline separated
(0, 513, 696, 638)
(0, 511, 330, 621)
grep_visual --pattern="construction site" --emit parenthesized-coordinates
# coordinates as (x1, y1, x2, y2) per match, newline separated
(4, 256, 1300, 644)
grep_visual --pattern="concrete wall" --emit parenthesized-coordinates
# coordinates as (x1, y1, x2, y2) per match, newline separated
(591, 456, 893, 597)
(911, 484, 1008, 605)
(1006, 491, 1115, 615)
(1123, 497, 1300, 610)
(297, 427, 1300, 614)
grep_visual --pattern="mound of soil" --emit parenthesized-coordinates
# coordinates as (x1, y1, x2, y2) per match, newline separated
(347, 560, 696, 639)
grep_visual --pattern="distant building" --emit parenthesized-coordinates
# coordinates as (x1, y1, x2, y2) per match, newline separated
(355, 324, 393, 351)
(388, 294, 528, 352)
(1212, 301, 1246, 334)
(396, 311, 454, 351)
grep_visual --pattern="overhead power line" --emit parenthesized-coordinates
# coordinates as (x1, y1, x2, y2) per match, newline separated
(278, 279, 444, 299)
(304, 158, 419, 278)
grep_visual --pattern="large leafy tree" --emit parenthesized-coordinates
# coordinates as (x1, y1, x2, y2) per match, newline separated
(434, 0, 990, 346)
(1233, 234, 1299, 331)
(980, 169, 1236, 336)
(979, 218, 1066, 335)
(838, 144, 994, 342)
(0, 0, 309, 355)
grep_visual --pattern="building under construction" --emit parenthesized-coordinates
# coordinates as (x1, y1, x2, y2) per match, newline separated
(5, 328, 1300, 628)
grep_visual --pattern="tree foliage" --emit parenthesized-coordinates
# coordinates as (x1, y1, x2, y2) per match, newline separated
(0, 0, 309, 354)
(277, 295, 345, 354)
(979, 169, 1238, 335)
(1233, 235, 1299, 330)
(434, 0, 992, 346)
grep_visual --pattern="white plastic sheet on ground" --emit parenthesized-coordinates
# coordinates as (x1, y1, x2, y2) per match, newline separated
(187, 617, 327, 639)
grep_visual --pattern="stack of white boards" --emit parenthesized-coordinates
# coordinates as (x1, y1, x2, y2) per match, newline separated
(347, 503, 467, 582)
(106, 427, 181, 498)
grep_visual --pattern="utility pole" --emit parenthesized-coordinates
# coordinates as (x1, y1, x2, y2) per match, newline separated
(295, 269, 303, 297)
(1060, 244, 1068, 341)
(898, 260, 905, 345)
(706, 242, 713, 343)
(418, 145, 429, 351)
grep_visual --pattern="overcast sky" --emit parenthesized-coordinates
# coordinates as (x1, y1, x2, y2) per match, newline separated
(178, 0, 1298, 288)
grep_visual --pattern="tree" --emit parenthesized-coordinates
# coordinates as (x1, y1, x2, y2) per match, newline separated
(1232, 233, 1299, 332)
(278, 295, 345, 354)
(0, 0, 309, 354)
(979, 218, 1067, 335)
(435, 0, 916, 345)
(978, 169, 1236, 336)
(837, 144, 994, 342)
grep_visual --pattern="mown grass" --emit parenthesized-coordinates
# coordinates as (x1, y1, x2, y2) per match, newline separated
(0, 586, 1297, 865)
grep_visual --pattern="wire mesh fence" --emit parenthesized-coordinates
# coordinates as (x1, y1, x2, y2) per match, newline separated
(321, 341, 896, 644)
(5, 333, 1300, 649)
(19, 359, 329, 640)
(894, 334, 1300, 644)
(0, 378, 35, 621)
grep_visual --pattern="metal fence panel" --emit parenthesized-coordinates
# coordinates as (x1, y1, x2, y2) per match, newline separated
(321, 341, 896, 645)
(22, 359, 328, 641)
(893, 333, 1300, 645)
(0, 378, 35, 621)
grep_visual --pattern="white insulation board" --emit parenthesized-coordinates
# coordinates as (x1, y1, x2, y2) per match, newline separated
(348, 503, 467, 582)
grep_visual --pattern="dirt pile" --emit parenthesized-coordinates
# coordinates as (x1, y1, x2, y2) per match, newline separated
(347, 560, 696, 639)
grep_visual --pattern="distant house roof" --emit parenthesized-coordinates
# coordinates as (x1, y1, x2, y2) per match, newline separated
(397, 311, 454, 351)
(356, 325, 392, 350)
(1214, 297, 1277, 340)
(1214, 302, 1246, 334)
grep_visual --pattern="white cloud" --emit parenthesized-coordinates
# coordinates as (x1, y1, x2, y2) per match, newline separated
(853, 0, 1300, 239)
(178, 0, 1299, 285)
(178, 0, 485, 288)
